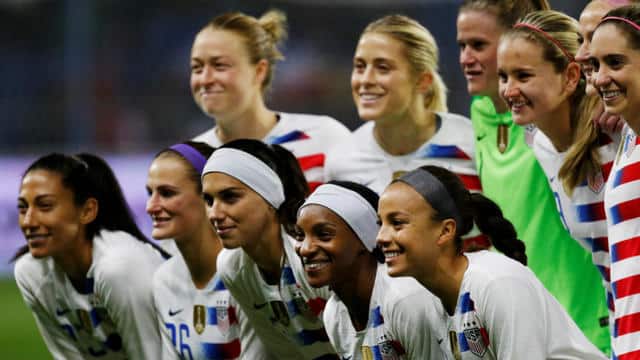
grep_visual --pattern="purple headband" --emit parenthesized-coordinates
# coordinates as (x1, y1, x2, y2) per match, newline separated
(513, 23, 575, 61)
(600, 16, 640, 32)
(169, 143, 207, 175)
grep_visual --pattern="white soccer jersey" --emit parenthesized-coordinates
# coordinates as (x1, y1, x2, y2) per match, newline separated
(216, 232, 336, 359)
(443, 251, 606, 360)
(193, 112, 351, 191)
(14, 229, 165, 359)
(323, 263, 447, 360)
(152, 252, 269, 360)
(324, 112, 480, 194)
(604, 126, 640, 359)
(532, 131, 616, 320)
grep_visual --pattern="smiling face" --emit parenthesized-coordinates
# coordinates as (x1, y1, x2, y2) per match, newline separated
(377, 181, 446, 279)
(190, 28, 264, 121)
(457, 10, 504, 103)
(351, 32, 420, 125)
(18, 170, 91, 259)
(498, 37, 571, 127)
(576, 1, 615, 95)
(146, 155, 209, 242)
(592, 23, 640, 129)
(202, 172, 276, 250)
(295, 204, 368, 288)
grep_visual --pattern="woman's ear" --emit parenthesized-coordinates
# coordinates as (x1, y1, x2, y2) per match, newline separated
(564, 62, 582, 95)
(80, 198, 98, 225)
(255, 59, 269, 87)
(417, 71, 434, 94)
(436, 218, 457, 246)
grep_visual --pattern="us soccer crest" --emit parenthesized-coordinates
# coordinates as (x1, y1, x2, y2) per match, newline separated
(462, 319, 489, 357)
(623, 131, 637, 159)
(215, 306, 230, 333)
(194, 305, 206, 334)
(588, 169, 605, 194)
(377, 339, 404, 360)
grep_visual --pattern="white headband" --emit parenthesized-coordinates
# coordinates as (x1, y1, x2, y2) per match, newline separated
(299, 184, 379, 252)
(202, 148, 285, 208)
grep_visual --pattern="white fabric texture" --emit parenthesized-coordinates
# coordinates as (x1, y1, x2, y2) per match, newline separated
(14, 229, 165, 359)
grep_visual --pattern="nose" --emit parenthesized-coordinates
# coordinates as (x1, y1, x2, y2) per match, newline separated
(501, 77, 520, 99)
(574, 41, 589, 64)
(460, 46, 475, 67)
(297, 233, 316, 258)
(593, 66, 610, 88)
(207, 198, 225, 226)
(376, 224, 392, 248)
(19, 207, 38, 231)
(146, 193, 161, 215)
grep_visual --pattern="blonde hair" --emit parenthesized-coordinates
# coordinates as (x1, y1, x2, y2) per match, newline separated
(204, 9, 287, 92)
(504, 10, 601, 194)
(363, 14, 448, 112)
(460, 0, 550, 29)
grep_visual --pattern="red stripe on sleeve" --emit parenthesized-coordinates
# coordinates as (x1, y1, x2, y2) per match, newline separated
(458, 174, 482, 192)
(298, 154, 325, 171)
(616, 312, 640, 337)
(614, 274, 640, 299)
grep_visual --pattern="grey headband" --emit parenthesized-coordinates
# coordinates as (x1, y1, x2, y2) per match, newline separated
(397, 168, 462, 225)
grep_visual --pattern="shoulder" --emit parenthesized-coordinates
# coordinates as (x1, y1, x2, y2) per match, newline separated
(437, 112, 474, 135)
(192, 127, 220, 146)
(216, 248, 246, 283)
(14, 254, 52, 292)
(152, 255, 185, 291)
(327, 122, 374, 157)
(464, 251, 534, 290)
(279, 112, 349, 132)
(93, 230, 164, 285)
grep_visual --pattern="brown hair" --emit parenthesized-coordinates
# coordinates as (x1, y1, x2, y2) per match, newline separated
(460, 0, 550, 29)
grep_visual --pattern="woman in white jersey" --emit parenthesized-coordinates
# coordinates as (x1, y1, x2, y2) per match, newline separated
(146, 141, 267, 359)
(324, 14, 486, 251)
(201, 139, 337, 359)
(497, 9, 619, 330)
(377, 165, 606, 359)
(14, 153, 168, 359)
(591, 5, 640, 357)
(190, 9, 350, 191)
(296, 181, 446, 359)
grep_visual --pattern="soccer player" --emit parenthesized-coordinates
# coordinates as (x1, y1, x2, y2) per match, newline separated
(591, 5, 640, 357)
(147, 141, 267, 359)
(296, 181, 446, 359)
(14, 153, 168, 359)
(377, 165, 607, 359)
(457, 0, 611, 351)
(497, 9, 618, 338)
(201, 139, 336, 359)
(190, 9, 350, 191)
(325, 14, 487, 251)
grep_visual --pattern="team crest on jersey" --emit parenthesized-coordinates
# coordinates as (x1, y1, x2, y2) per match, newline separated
(463, 320, 489, 357)
(588, 170, 605, 194)
(194, 304, 206, 334)
(392, 171, 407, 180)
(216, 306, 230, 333)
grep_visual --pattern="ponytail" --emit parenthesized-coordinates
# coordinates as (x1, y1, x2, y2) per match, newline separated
(470, 193, 527, 265)
(270, 144, 309, 236)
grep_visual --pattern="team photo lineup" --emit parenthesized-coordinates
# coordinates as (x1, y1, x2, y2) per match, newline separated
(12, 0, 640, 359)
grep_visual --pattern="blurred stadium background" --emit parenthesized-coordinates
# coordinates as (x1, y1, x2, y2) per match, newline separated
(1, 0, 586, 357)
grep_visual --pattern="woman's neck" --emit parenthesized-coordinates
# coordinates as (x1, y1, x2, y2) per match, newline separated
(537, 104, 574, 152)
(215, 100, 276, 144)
(244, 219, 284, 285)
(373, 110, 438, 156)
(332, 255, 378, 331)
(489, 92, 508, 114)
(55, 234, 93, 287)
(176, 222, 222, 289)
(417, 253, 468, 316)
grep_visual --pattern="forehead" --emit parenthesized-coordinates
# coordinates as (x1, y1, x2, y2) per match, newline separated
(379, 181, 428, 213)
(20, 169, 68, 198)
(148, 155, 194, 183)
(579, 1, 612, 32)
(456, 10, 502, 40)
(591, 23, 634, 56)
(201, 171, 248, 193)
(498, 37, 546, 65)
(355, 32, 407, 59)
(298, 204, 345, 227)
(191, 28, 248, 59)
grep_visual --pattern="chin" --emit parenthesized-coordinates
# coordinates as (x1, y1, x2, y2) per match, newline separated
(220, 237, 242, 249)
(306, 275, 330, 289)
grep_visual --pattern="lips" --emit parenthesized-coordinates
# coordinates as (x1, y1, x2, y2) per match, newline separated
(25, 233, 51, 246)
(214, 224, 235, 237)
(506, 97, 528, 114)
(151, 216, 171, 227)
(302, 258, 330, 273)
(601, 89, 623, 102)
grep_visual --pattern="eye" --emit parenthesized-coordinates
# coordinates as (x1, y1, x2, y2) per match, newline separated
(202, 193, 213, 207)
(498, 71, 507, 83)
(353, 61, 366, 72)
(158, 188, 176, 198)
(589, 58, 600, 72)
(517, 72, 532, 81)
(191, 63, 203, 74)
(214, 62, 230, 71)
(470, 40, 487, 51)
(17, 202, 27, 215)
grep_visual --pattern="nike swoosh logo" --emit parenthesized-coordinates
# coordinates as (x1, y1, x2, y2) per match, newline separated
(254, 302, 268, 310)
(55, 308, 70, 316)
(342, 357, 352, 360)
(168, 309, 183, 316)
(437, 338, 444, 344)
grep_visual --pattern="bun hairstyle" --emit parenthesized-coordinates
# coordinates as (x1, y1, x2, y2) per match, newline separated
(13, 153, 170, 261)
(397, 165, 527, 265)
(204, 9, 288, 92)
